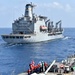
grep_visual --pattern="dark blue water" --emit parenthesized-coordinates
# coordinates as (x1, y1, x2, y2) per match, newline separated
(0, 28, 75, 75)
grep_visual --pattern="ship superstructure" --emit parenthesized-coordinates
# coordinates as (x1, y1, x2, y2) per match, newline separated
(1, 3, 63, 44)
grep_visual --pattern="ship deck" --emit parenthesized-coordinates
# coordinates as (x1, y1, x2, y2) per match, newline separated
(18, 72, 75, 75)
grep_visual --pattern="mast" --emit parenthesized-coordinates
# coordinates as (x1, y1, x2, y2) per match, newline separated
(25, 2, 35, 21)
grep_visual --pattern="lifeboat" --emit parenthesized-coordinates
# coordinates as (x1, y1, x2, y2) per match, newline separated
(40, 26, 47, 31)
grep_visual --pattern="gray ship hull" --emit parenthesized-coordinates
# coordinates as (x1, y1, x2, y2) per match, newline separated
(1, 33, 64, 44)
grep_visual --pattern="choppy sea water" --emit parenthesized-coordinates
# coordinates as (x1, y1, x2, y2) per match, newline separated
(0, 28, 75, 75)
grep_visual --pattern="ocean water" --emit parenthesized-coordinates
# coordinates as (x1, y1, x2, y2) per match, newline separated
(0, 28, 75, 75)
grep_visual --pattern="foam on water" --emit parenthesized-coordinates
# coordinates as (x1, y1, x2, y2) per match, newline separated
(62, 36, 71, 40)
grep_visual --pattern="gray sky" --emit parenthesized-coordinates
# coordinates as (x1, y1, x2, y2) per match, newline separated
(0, 0, 75, 28)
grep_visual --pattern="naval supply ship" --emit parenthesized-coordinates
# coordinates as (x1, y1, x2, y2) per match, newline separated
(1, 3, 63, 44)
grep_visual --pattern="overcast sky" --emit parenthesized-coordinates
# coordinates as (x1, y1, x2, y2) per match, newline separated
(0, 0, 75, 28)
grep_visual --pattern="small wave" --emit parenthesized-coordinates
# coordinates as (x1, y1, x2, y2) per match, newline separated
(5, 43, 22, 48)
(63, 36, 71, 40)
(0, 43, 19, 48)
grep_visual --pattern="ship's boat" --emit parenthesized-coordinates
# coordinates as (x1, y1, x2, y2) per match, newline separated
(1, 2, 64, 44)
